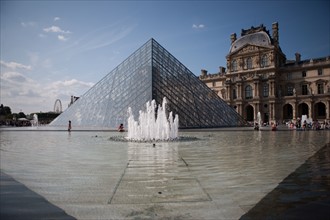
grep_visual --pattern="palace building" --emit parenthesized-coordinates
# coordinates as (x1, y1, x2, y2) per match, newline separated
(199, 22, 330, 125)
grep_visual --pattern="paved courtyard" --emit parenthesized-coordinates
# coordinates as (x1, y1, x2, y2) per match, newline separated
(1, 128, 329, 219)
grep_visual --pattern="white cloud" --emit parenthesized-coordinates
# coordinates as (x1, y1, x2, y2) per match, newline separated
(66, 24, 134, 53)
(21, 21, 37, 27)
(1, 60, 32, 70)
(1, 70, 94, 113)
(192, 24, 205, 29)
(54, 17, 60, 21)
(1, 71, 33, 83)
(50, 79, 94, 88)
(43, 26, 71, 34)
(58, 35, 68, 41)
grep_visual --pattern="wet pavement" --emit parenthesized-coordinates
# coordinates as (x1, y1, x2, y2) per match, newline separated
(0, 129, 329, 219)
(240, 143, 330, 220)
(0, 172, 76, 220)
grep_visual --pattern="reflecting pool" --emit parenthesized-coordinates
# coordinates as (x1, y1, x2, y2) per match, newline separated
(0, 129, 329, 219)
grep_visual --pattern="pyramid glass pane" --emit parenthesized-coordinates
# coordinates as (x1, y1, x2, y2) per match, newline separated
(50, 40, 153, 128)
(50, 39, 245, 129)
(150, 40, 245, 128)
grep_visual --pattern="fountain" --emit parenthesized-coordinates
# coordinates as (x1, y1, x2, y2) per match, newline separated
(126, 97, 179, 141)
(257, 112, 262, 127)
(31, 114, 39, 127)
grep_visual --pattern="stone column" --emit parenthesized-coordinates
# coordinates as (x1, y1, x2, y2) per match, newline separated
(254, 103, 260, 122)
(254, 81, 259, 97)
(308, 102, 312, 119)
(225, 79, 233, 101)
(269, 80, 275, 97)
(237, 81, 242, 99)
(292, 101, 297, 120)
(326, 101, 330, 120)
(270, 102, 275, 122)
(238, 104, 242, 115)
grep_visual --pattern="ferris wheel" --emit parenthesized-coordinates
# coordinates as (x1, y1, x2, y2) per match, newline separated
(54, 99, 62, 113)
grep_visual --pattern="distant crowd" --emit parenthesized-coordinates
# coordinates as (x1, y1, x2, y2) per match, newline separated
(249, 119, 329, 130)
(0, 119, 50, 127)
(286, 119, 329, 130)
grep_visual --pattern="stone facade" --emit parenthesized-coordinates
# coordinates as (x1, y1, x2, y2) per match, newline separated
(199, 22, 330, 125)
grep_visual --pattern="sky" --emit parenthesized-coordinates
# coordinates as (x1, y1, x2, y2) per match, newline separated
(1, 0, 329, 114)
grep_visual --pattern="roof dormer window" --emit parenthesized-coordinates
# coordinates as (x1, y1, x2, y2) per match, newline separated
(231, 59, 237, 72)
(247, 57, 253, 69)
(260, 55, 268, 67)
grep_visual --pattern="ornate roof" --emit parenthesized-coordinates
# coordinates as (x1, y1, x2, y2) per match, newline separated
(229, 31, 272, 54)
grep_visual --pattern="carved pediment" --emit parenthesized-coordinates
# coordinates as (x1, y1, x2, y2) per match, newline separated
(237, 45, 259, 54)
(236, 44, 271, 55)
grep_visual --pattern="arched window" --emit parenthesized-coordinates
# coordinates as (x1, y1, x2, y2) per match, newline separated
(245, 85, 253, 99)
(231, 59, 237, 72)
(261, 55, 268, 67)
(247, 57, 253, 69)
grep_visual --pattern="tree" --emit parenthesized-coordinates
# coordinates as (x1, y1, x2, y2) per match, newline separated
(0, 104, 12, 116)
(18, 112, 26, 119)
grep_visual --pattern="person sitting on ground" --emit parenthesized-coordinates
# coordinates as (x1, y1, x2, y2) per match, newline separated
(271, 122, 277, 131)
(303, 120, 307, 130)
(254, 122, 259, 130)
(118, 123, 124, 132)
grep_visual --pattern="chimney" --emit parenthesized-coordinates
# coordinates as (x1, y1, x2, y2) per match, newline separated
(295, 53, 301, 63)
(219, 66, 226, 74)
(201, 69, 208, 77)
(272, 22, 279, 46)
(230, 33, 237, 45)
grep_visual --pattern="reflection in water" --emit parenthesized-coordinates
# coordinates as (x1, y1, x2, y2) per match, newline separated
(0, 130, 329, 217)
(127, 141, 180, 179)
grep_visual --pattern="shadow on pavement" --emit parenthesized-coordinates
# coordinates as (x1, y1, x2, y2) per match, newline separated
(240, 143, 330, 220)
(0, 171, 76, 220)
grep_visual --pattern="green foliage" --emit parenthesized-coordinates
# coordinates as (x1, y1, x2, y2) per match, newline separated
(0, 104, 12, 116)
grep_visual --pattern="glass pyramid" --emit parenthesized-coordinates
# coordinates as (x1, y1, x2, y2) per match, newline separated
(50, 39, 245, 129)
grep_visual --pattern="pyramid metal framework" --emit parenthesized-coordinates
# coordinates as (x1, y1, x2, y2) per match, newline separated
(50, 39, 246, 128)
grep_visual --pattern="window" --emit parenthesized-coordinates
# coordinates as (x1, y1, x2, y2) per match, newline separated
(317, 84, 324, 94)
(318, 69, 323, 76)
(287, 84, 294, 96)
(260, 55, 268, 67)
(302, 84, 308, 95)
(247, 57, 253, 69)
(231, 59, 237, 72)
(287, 73, 292, 80)
(302, 71, 306, 77)
(245, 85, 253, 99)
(263, 84, 269, 97)
(212, 81, 216, 87)
(233, 88, 237, 99)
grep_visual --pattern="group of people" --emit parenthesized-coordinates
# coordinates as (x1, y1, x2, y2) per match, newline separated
(67, 119, 329, 132)
(287, 119, 329, 130)
(67, 121, 125, 132)
(254, 122, 277, 131)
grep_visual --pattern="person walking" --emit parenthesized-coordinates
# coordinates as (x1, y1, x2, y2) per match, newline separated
(68, 120, 72, 132)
